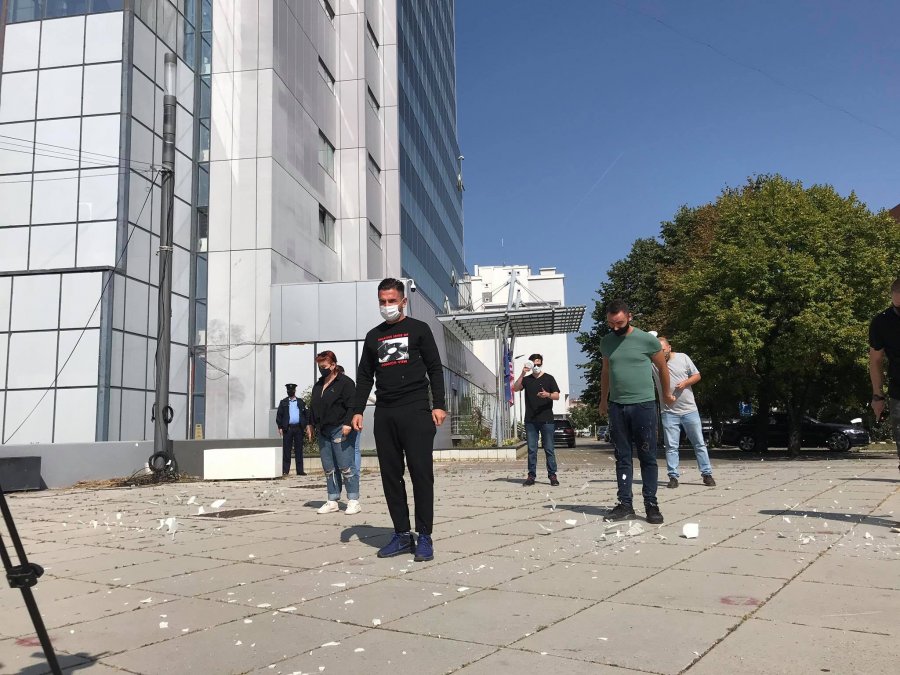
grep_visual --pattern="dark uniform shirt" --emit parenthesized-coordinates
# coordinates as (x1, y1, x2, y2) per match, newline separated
(869, 306, 900, 400)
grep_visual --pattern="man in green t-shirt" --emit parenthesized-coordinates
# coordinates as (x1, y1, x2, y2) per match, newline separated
(599, 299, 675, 524)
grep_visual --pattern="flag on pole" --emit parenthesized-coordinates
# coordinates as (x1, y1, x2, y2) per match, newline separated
(502, 341, 514, 407)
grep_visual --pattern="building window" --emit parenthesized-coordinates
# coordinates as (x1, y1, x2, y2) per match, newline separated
(367, 87, 380, 115)
(7, 0, 124, 22)
(368, 222, 382, 248)
(366, 21, 379, 50)
(318, 58, 335, 92)
(318, 132, 335, 177)
(367, 153, 381, 181)
(319, 206, 335, 250)
(319, 0, 335, 21)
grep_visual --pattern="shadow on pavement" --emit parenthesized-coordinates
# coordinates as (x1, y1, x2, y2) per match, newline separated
(759, 509, 899, 529)
(13, 651, 99, 675)
(842, 477, 899, 483)
(340, 525, 395, 547)
(541, 504, 611, 517)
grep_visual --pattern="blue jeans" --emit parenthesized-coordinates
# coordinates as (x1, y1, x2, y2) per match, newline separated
(661, 410, 712, 478)
(336, 430, 362, 494)
(318, 425, 359, 501)
(608, 401, 659, 507)
(525, 421, 557, 477)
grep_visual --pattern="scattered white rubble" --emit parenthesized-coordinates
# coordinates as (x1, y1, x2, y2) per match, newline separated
(211, 499, 226, 509)
(682, 523, 699, 539)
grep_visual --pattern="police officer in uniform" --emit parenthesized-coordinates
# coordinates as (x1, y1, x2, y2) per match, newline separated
(276, 383, 308, 475)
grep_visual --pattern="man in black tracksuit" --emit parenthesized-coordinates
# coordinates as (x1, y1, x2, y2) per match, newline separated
(352, 278, 446, 562)
(275, 383, 308, 475)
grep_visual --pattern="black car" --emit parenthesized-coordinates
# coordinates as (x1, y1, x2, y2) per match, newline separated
(554, 419, 576, 448)
(721, 413, 869, 452)
(678, 417, 713, 447)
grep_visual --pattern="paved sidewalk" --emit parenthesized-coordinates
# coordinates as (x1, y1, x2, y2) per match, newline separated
(1, 446, 898, 674)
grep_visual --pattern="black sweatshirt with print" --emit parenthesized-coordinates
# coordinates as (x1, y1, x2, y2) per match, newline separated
(352, 316, 446, 413)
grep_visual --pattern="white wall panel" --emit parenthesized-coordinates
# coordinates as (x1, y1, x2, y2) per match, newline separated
(39, 16, 86, 69)
(0, 121, 35, 174)
(81, 115, 120, 169)
(37, 67, 83, 119)
(56, 329, 100, 387)
(0, 277, 10, 331)
(11, 273, 59, 330)
(0, 227, 29, 272)
(29, 223, 76, 270)
(119, 388, 146, 440)
(77, 220, 117, 267)
(34, 118, 81, 171)
(85, 12, 124, 63)
(79, 169, 119, 221)
(59, 272, 102, 329)
(53, 388, 98, 442)
(2, 22, 41, 72)
(3, 389, 54, 444)
(0, 176, 32, 226)
(7, 331, 56, 388)
(82, 63, 122, 115)
(31, 170, 78, 223)
(0, 71, 38, 123)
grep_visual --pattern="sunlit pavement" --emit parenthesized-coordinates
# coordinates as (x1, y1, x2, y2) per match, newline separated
(1, 441, 897, 674)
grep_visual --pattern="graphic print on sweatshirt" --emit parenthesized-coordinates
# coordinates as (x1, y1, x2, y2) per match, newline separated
(377, 333, 409, 366)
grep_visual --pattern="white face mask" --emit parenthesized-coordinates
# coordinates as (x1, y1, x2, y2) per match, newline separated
(380, 303, 403, 322)
(533, 365, 542, 374)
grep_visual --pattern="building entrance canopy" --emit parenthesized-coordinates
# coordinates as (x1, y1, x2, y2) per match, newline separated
(436, 306, 585, 342)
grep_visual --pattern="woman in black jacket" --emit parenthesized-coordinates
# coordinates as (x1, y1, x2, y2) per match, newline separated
(308, 350, 360, 514)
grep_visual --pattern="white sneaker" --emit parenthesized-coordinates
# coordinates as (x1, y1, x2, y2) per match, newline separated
(317, 500, 339, 514)
(345, 500, 361, 515)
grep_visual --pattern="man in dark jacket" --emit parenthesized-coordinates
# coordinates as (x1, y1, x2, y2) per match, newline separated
(352, 278, 446, 562)
(276, 383, 308, 475)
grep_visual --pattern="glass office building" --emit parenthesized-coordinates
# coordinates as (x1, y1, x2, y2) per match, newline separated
(1, 0, 476, 444)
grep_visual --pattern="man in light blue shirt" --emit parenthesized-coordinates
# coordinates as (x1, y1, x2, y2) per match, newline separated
(276, 383, 308, 475)
(653, 338, 715, 488)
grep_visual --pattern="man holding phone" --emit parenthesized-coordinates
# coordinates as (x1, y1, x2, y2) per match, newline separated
(514, 353, 561, 486)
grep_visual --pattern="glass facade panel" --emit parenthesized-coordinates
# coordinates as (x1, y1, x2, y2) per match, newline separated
(397, 0, 464, 311)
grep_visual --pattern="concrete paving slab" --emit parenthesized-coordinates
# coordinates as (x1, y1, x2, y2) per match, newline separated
(102, 612, 365, 675)
(687, 617, 897, 674)
(293, 577, 465, 626)
(673, 545, 812, 579)
(133, 562, 291, 597)
(388, 588, 592, 646)
(404, 553, 539, 587)
(798, 550, 900, 589)
(755, 580, 900, 635)
(0, 639, 92, 675)
(575, 540, 698, 568)
(438, 531, 532, 554)
(610, 568, 786, 617)
(0, 586, 180, 638)
(248, 627, 494, 675)
(71, 555, 231, 586)
(496, 560, 657, 601)
(512, 601, 737, 675)
(455, 647, 640, 674)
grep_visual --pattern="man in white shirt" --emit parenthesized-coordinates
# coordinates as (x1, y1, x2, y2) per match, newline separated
(653, 338, 716, 488)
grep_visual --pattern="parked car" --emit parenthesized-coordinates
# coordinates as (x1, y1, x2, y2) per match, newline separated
(596, 425, 609, 442)
(554, 419, 576, 448)
(721, 413, 869, 452)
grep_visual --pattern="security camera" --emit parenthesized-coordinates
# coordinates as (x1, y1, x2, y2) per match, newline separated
(409, 279, 417, 293)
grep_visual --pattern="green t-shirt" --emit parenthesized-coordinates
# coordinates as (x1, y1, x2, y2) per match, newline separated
(600, 328, 662, 404)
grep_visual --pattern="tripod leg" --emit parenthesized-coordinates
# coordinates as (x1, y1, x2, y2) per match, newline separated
(19, 584, 63, 675)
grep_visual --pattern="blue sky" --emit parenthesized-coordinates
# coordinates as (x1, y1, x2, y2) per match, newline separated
(454, 0, 900, 396)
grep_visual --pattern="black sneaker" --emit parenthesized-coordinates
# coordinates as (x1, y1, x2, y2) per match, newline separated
(605, 503, 636, 522)
(645, 504, 664, 525)
(549, 474, 560, 486)
(667, 477, 679, 488)
(523, 475, 536, 486)
(702, 474, 716, 487)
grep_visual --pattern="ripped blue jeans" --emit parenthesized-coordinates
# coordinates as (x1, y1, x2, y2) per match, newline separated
(608, 401, 659, 507)
(318, 425, 359, 501)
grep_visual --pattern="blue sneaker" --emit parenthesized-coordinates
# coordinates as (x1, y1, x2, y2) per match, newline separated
(377, 531, 415, 558)
(414, 533, 434, 562)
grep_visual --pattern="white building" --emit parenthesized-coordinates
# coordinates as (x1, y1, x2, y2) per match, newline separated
(0, 0, 482, 446)
(463, 265, 571, 420)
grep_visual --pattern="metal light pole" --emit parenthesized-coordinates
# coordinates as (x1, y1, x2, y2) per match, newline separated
(151, 53, 177, 475)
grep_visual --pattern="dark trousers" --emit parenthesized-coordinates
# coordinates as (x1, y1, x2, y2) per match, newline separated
(373, 403, 436, 534)
(609, 401, 659, 507)
(282, 425, 304, 475)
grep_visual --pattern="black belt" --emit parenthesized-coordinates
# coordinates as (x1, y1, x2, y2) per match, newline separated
(287, 423, 304, 428)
